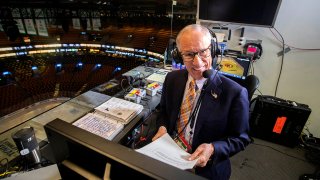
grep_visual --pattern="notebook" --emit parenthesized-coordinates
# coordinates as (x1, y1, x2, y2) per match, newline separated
(94, 97, 144, 124)
(73, 113, 124, 141)
(73, 97, 143, 140)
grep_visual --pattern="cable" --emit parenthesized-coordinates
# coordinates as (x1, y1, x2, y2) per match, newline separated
(120, 78, 127, 91)
(120, 78, 133, 97)
(272, 27, 285, 97)
(304, 126, 313, 137)
(134, 124, 148, 148)
(251, 142, 309, 163)
(269, 28, 320, 51)
(0, 158, 23, 178)
(250, 57, 255, 75)
(256, 88, 263, 96)
(131, 107, 157, 149)
(0, 158, 9, 178)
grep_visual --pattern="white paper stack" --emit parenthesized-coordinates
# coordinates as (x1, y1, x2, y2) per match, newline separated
(72, 97, 143, 140)
(94, 97, 143, 124)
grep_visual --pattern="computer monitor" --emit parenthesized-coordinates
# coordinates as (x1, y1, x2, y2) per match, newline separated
(217, 56, 251, 80)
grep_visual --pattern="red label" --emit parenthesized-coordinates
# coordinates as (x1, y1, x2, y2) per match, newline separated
(247, 46, 257, 53)
(273, 117, 287, 134)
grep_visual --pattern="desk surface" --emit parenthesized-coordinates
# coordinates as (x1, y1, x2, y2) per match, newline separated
(230, 138, 319, 180)
(0, 66, 162, 163)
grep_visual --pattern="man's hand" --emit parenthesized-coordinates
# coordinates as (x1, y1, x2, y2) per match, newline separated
(188, 143, 214, 167)
(152, 126, 167, 141)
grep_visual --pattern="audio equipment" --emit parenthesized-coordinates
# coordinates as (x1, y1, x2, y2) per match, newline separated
(12, 127, 42, 166)
(171, 27, 219, 66)
(243, 43, 263, 60)
(250, 95, 311, 147)
(203, 69, 214, 78)
(126, 72, 147, 88)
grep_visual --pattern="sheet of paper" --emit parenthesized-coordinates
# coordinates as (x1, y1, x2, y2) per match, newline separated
(72, 113, 124, 140)
(135, 133, 198, 170)
(95, 97, 143, 123)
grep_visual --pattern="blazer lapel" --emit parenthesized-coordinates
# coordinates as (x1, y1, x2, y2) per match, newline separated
(171, 70, 188, 125)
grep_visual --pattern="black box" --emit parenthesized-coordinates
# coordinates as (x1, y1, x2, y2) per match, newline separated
(250, 95, 311, 147)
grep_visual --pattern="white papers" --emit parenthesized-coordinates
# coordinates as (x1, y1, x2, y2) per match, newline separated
(72, 97, 143, 141)
(95, 97, 143, 124)
(145, 69, 170, 84)
(136, 133, 198, 170)
(73, 113, 124, 140)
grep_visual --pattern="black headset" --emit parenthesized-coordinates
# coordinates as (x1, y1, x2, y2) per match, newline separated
(243, 43, 263, 60)
(171, 28, 219, 67)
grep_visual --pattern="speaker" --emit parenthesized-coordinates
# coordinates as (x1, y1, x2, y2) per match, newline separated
(171, 28, 218, 65)
(250, 95, 311, 147)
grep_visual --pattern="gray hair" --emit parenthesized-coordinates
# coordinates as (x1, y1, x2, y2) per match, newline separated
(176, 24, 212, 49)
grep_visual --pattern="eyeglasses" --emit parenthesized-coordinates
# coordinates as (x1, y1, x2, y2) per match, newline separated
(180, 44, 211, 62)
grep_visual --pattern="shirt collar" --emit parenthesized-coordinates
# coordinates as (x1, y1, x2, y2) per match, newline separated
(187, 75, 206, 91)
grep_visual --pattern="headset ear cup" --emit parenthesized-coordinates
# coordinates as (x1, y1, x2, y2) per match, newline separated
(211, 39, 215, 57)
(171, 48, 183, 64)
(207, 29, 219, 69)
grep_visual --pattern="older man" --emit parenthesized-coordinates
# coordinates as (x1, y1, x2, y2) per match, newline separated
(152, 24, 251, 180)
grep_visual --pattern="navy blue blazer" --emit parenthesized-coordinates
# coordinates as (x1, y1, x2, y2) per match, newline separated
(157, 69, 250, 180)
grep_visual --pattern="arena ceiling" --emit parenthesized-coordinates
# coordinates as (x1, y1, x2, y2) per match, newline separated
(2, 0, 196, 9)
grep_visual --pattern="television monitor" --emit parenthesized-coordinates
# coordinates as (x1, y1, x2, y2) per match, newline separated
(198, 0, 282, 27)
(216, 56, 251, 80)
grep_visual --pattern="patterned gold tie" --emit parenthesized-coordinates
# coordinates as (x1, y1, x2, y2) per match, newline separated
(178, 79, 196, 138)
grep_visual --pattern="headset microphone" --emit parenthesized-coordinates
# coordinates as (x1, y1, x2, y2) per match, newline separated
(203, 69, 214, 78)
(201, 65, 223, 105)
(203, 61, 222, 79)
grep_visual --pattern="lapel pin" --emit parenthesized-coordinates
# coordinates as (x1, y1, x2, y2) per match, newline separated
(211, 90, 218, 99)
